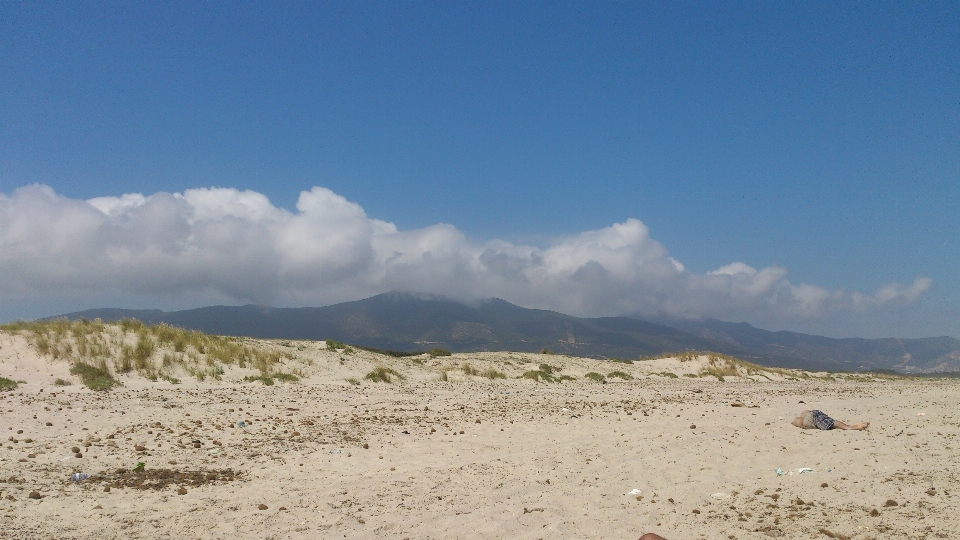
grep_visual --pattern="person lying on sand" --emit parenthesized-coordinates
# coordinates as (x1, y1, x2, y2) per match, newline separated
(791, 409, 869, 430)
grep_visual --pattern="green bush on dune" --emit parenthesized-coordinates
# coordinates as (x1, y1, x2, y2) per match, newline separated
(364, 366, 405, 383)
(69, 362, 121, 391)
(584, 372, 606, 383)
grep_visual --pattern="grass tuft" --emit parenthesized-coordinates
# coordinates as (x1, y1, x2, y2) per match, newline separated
(584, 372, 606, 383)
(243, 375, 274, 386)
(364, 366, 404, 383)
(69, 362, 121, 391)
(482, 368, 507, 380)
(519, 369, 557, 383)
(428, 348, 452, 357)
(607, 370, 633, 380)
(0, 377, 18, 392)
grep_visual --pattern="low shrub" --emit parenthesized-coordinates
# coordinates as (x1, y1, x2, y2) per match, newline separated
(584, 372, 606, 383)
(519, 369, 556, 383)
(482, 368, 507, 380)
(364, 366, 404, 383)
(53, 378, 72, 386)
(70, 362, 121, 391)
(243, 375, 275, 386)
(0, 377, 18, 392)
(462, 363, 480, 376)
(607, 370, 633, 380)
(428, 348, 452, 357)
(325, 339, 347, 350)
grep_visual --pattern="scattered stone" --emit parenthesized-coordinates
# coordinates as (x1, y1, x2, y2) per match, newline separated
(258, 504, 268, 510)
(71, 446, 80, 453)
(690, 424, 696, 429)
(28, 491, 42, 499)
(135, 445, 146, 451)
(884, 500, 898, 507)
(177, 487, 188, 495)
(821, 483, 829, 488)
(104, 486, 111, 493)
(870, 509, 879, 517)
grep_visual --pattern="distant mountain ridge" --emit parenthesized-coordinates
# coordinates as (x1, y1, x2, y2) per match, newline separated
(48, 292, 960, 373)
(655, 317, 960, 374)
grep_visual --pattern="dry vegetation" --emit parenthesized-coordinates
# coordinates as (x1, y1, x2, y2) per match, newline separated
(0, 318, 297, 390)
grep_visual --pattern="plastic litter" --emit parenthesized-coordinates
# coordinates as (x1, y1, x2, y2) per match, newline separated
(918, 412, 926, 417)
(795, 468, 814, 474)
(329, 448, 341, 454)
(627, 488, 642, 496)
(775, 468, 784, 476)
(236, 421, 247, 428)
(711, 493, 731, 500)
(70, 473, 88, 482)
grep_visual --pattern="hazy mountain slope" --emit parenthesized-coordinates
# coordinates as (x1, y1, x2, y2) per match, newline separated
(52, 293, 725, 358)
(49, 292, 959, 373)
(660, 318, 960, 373)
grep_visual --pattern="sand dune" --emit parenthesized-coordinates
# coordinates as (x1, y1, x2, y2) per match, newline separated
(1, 324, 957, 539)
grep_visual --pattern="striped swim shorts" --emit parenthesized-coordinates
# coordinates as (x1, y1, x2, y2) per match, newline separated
(802, 410, 835, 430)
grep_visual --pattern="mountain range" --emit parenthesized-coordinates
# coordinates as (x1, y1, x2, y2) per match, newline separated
(49, 292, 960, 374)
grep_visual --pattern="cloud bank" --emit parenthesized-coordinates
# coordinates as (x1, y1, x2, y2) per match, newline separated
(0, 184, 931, 321)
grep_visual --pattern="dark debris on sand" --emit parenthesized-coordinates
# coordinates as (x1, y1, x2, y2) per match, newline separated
(74, 468, 243, 491)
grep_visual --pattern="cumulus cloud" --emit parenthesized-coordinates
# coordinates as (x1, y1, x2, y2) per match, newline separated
(0, 184, 932, 320)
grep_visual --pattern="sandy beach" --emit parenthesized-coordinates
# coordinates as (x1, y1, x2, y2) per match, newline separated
(1, 327, 957, 540)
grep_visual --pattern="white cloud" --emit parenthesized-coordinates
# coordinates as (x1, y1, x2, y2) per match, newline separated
(0, 184, 932, 321)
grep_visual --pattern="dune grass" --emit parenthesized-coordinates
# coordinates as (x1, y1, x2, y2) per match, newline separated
(606, 370, 633, 380)
(482, 368, 507, 380)
(69, 361, 121, 391)
(2, 318, 292, 382)
(519, 369, 557, 383)
(461, 363, 480, 376)
(697, 353, 798, 381)
(0, 377, 19, 392)
(364, 366, 404, 383)
(584, 372, 606, 383)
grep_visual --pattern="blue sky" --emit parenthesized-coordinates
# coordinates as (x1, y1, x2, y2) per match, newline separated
(1, 2, 957, 338)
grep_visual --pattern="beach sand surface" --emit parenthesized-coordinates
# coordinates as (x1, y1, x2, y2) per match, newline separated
(1, 329, 958, 539)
